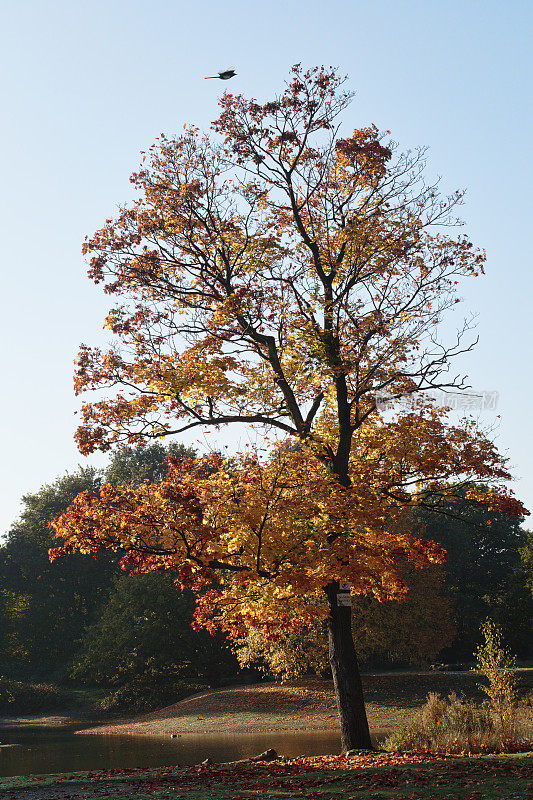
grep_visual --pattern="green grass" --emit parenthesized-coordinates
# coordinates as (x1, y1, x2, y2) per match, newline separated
(0, 753, 531, 799)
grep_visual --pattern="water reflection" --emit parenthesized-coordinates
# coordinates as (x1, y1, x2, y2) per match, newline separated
(0, 726, 392, 777)
(0, 727, 340, 777)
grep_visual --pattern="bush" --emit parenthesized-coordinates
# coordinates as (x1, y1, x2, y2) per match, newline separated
(96, 677, 207, 714)
(0, 677, 72, 714)
(383, 691, 531, 754)
(476, 619, 518, 738)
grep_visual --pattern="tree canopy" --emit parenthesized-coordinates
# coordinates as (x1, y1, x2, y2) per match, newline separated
(73, 572, 238, 712)
(50, 65, 527, 749)
(415, 491, 532, 659)
(0, 468, 116, 678)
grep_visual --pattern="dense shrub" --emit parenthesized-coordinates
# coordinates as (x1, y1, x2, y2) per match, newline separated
(383, 691, 532, 754)
(73, 574, 239, 693)
(0, 677, 73, 714)
(96, 676, 207, 714)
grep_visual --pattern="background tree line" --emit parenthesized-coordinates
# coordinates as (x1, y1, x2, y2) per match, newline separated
(0, 444, 241, 712)
(1, 444, 531, 712)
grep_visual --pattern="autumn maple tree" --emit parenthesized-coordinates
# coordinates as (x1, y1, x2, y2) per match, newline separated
(51, 66, 525, 750)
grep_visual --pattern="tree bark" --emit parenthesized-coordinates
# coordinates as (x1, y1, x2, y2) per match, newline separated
(326, 581, 373, 751)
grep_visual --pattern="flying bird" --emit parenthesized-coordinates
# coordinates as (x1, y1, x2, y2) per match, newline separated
(205, 68, 236, 80)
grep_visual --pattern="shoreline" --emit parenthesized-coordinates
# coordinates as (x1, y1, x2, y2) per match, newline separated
(0, 680, 411, 739)
(0, 752, 531, 800)
(1, 672, 531, 739)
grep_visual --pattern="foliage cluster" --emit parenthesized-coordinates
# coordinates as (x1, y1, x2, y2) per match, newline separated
(233, 560, 456, 678)
(96, 676, 208, 714)
(73, 572, 239, 712)
(0, 467, 116, 681)
(231, 504, 532, 679)
(0, 677, 75, 714)
(418, 500, 532, 660)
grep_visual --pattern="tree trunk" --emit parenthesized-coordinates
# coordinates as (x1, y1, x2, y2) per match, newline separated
(326, 581, 373, 751)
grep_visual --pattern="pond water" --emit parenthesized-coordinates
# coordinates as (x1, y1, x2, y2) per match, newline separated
(0, 727, 352, 777)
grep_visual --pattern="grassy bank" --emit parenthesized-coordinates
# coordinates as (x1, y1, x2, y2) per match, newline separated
(76, 670, 533, 738)
(0, 752, 531, 799)
(2, 669, 531, 723)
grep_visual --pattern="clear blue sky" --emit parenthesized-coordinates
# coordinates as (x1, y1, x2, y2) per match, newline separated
(1, 0, 531, 536)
